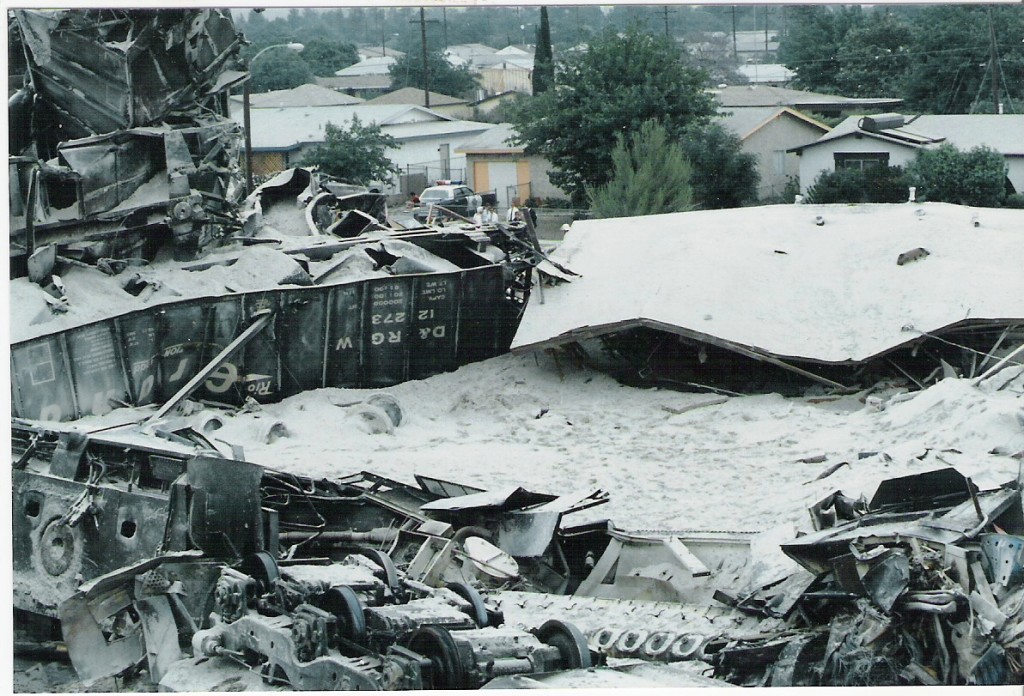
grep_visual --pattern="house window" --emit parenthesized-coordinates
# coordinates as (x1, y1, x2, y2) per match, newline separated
(835, 153, 889, 171)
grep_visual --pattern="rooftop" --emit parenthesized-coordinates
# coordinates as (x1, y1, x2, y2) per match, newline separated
(712, 85, 903, 110)
(717, 106, 829, 140)
(366, 87, 468, 107)
(229, 83, 363, 108)
(801, 114, 1024, 155)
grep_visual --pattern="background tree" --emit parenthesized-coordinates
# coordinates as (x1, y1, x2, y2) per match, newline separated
(298, 40, 358, 77)
(532, 7, 554, 94)
(778, 6, 863, 92)
(510, 25, 717, 204)
(250, 50, 314, 92)
(833, 12, 913, 97)
(586, 120, 693, 218)
(680, 123, 759, 209)
(902, 5, 1024, 114)
(301, 117, 400, 186)
(907, 144, 1007, 207)
(388, 49, 479, 98)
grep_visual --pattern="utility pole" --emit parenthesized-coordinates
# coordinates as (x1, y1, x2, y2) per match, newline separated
(663, 6, 670, 37)
(731, 6, 738, 61)
(442, 7, 448, 49)
(764, 6, 769, 61)
(988, 7, 1001, 114)
(412, 8, 439, 108)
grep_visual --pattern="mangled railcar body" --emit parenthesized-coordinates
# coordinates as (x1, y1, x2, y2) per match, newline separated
(10, 231, 529, 421)
(9, 9, 247, 269)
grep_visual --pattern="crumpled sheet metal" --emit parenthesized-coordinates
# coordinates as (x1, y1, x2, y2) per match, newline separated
(14, 9, 244, 137)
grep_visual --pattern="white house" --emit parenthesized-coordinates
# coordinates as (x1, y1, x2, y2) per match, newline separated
(232, 102, 496, 195)
(789, 114, 1024, 195)
(717, 106, 830, 201)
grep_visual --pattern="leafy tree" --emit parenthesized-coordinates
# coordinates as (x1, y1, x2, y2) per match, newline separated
(806, 165, 909, 204)
(250, 50, 314, 92)
(903, 5, 1024, 114)
(586, 120, 693, 218)
(680, 123, 759, 209)
(301, 116, 400, 186)
(532, 7, 554, 94)
(510, 25, 717, 204)
(298, 40, 358, 77)
(388, 49, 479, 99)
(833, 12, 913, 98)
(778, 6, 865, 93)
(907, 144, 1007, 207)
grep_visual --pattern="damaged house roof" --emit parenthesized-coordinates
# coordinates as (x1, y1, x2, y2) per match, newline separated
(513, 203, 1024, 368)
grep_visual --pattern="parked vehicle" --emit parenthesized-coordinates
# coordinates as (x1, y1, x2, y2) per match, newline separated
(414, 183, 483, 223)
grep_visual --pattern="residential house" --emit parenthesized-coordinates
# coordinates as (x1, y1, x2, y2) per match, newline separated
(315, 75, 391, 99)
(445, 43, 533, 97)
(469, 90, 521, 118)
(229, 84, 363, 110)
(357, 46, 405, 60)
(366, 87, 471, 119)
(736, 63, 794, 87)
(789, 113, 1024, 195)
(232, 102, 496, 195)
(455, 123, 561, 207)
(717, 106, 830, 201)
(712, 85, 903, 120)
(335, 56, 396, 77)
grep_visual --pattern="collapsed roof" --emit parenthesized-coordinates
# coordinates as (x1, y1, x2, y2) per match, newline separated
(514, 203, 1024, 392)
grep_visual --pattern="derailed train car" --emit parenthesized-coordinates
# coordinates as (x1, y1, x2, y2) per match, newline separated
(10, 231, 529, 421)
(9, 9, 248, 270)
(12, 419, 599, 689)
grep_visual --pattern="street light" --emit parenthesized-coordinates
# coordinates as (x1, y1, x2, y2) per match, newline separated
(243, 42, 304, 194)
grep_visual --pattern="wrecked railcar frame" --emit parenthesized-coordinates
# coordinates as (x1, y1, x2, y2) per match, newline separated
(9, 9, 248, 271)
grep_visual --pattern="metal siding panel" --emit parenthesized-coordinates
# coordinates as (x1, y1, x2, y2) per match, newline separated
(196, 298, 245, 404)
(409, 274, 459, 379)
(156, 303, 206, 402)
(278, 289, 326, 397)
(65, 323, 129, 417)
(325, 284, 363, 388)
(241, 295, 281, 403)
(364, 278, 412, 386)
(119, 313, 161, 406)
(11, 337, 76, 421)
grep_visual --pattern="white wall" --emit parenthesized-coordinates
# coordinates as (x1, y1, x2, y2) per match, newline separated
(797, 138, 918, 194)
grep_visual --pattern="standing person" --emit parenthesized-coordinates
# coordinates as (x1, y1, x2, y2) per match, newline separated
(484, 204, 499, 224)
(506, 198, 523, 223)
(473, 206, 485, 225)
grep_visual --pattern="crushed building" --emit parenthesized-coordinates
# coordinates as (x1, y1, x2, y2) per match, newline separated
(514, 204, 1024, 396)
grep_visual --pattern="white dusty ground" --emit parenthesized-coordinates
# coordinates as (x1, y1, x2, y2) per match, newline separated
(180, 353, 1024, 537)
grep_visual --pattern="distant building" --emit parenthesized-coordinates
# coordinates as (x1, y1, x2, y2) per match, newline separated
(230, 84, 363, 109)
(470, 90, 521, 118)
(232, 103, 496, 195)
(711, 85, 903, 120)
(335, 55, 396, 77)
(455, 123, 562, 207)
(315, 75, 392, 99)
(366, 87, 471, 119)
(736, 63, 794, 87)
(718, 106, 830, 201)
(789, 114, 1024, 195)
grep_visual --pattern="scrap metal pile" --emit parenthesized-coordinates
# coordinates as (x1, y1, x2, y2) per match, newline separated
(14, 411, 1024, 689)
(9, 9, 249, 269)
